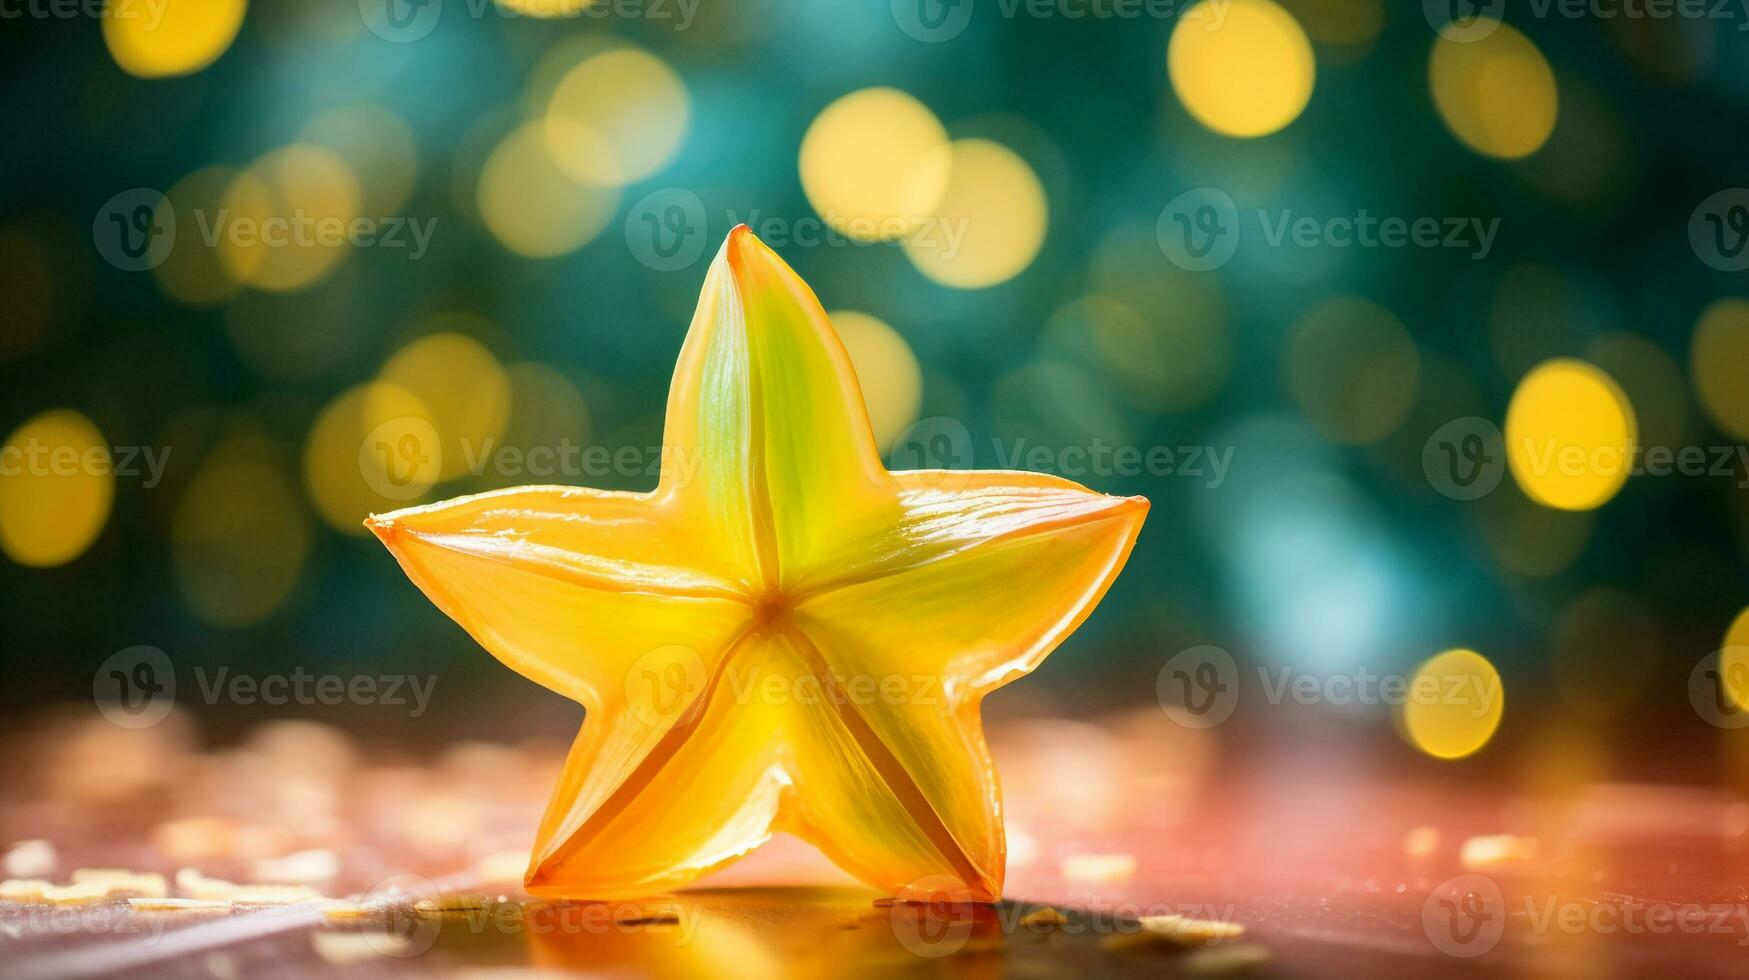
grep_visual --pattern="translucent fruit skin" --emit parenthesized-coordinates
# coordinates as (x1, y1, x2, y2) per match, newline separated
(368, 227, 1147, 902)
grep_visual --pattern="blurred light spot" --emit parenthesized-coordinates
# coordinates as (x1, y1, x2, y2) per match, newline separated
(1089, 225, 1229, 411)
(304, 383, 437, 534)
(1286, 296, 1420, 445)
(1691, 298, 1749, 440)
(1552, 588, 1658, 721)
(1168, 0, 1315, 138)
(1588, 332, 1692, 452)
(0, 227, 55, 361)
(1724, 607, 1749, 712)
(1476, 483, 1593, 578)
(172, 436, 309, 627)
(300, 105, 419, 216)
(154, 167, 244, 306)
(497, 0, 597, 15)
(502, 361, 591, 456)
(1278, 0, 1383, 65)
(0, 410, 113, 567)
(103, 0, 246, 79)
(220, 145, 362, 292)
(903, 139, 1046, 289)
(1044, 295, 1174, 413)
(799, 88, 950, 242)
(375, 325, 511, 482)
(1403, 649, 1503, 760)
(829, 311, 922, 451)
(478, 121, 620, 258)
(1506, 359, 1636, 511)
(546, 47, 688, 185)
(1429, 22, 1558, 159)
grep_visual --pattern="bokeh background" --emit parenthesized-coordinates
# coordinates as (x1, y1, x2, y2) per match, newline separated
(3, 0, 1749, 787)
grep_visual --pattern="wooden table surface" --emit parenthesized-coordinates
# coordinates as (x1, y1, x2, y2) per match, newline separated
(4, 705, 1747, 978)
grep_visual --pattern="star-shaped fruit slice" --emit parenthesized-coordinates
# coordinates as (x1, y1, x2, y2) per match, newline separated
(368, 227, 1147, 902)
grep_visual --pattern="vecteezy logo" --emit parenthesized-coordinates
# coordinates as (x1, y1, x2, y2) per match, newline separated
(625, 645, 709, 731)
(359, 416, 441, 501)
(93, 188, 174, 272)
(1423, 417, 1505, 501)
(889, 416, 974, 492)
(1157, 188, 1239, 272)
(1689, 189, 1749, 272)
(892, 0, 973, 42)
(360, 873, 443, 957)
(360, 0, 441, 43)
(1155, 645, 1239, 729)
(93, 645, 176, 729)
(1422, 873, 1505, 957)
(1422, 0, 1504, 41)
(889, 875, 980, 957)
(625, 188, 709, 272)
(1689, 648, 1749, 729)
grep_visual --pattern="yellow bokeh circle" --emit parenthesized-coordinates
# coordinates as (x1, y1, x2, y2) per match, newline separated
(547, 47, 690, 186)
(829, 310, 923, 451)
(1429, 22, 1558, 159)
(902, 139, 1047, 289)
(1721, 607, 1749, 712)
(171, 439, 309, 627)
(1403, 649, 1504, 760)
(799, 88, 951, 242)
(304, 383, 439, 534)
(375, 326, 512, 482)
(104, 0, 247, 79)
(1505, 359, 1636, 512)
(1286, 296, 1420, 445)
(478, 121, 621, 258)
(0, 410, 114, 567)
(154, 166, 244, 306)
(219, 145, 362, 293)
(1168, 0, 1316, 138)
(1690, 298, 1749, 440)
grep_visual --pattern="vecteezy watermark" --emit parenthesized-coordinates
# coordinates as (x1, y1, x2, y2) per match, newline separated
(891, 0, 1229, 43)
(1422, 872, 1749, 958)
(888, 875, 1242, 958)
(1421, 416, 1749, 500)
(93, 190, 435, 272)
(359, 0, 697, 43)
(1425, 0, 1749, 42)
(1157, 188, 1501, 271)
(1155, 646, 1502, 729)
(1423, 417, 1507, 501)
(1689, 647, 1749, 729)
(357, 427, 704, 502)
(0, 439, 171, 489)
(93, 646, 437, 728)
(0, 901, 174, 945)
(1690, 189, 1749, 272)
(621, 646, 954, 732)
(622, 189, 972, 271)
(889, 416, 1234, 488)
(0, 0, 166, 26)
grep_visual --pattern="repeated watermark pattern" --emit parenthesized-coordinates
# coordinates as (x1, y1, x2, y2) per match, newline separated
(0, 439, 171, 488)
(1690, 189, 1749, 271)
(1423, 873, 1749, 958)
(1425, 0, 1749, 42)
(93, 646, 436, 729)
(93, 189, 434, 272)
(1, 0, 165, 24)
(1158, 188, 1501, 271)
(1689, 648, 1749, 729)
(622, 188, 971, 272)
(1155, 646, 1500, 730)
(359, 0, 697, 43)
(892, 416, 1233, 487)
(1420, 416, 1749, 501)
